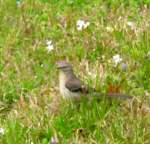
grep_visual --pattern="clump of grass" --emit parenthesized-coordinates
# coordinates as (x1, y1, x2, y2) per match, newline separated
(0, 0, 150, 143)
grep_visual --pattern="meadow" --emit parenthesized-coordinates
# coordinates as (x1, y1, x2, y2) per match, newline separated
(0, 0, 150, 143)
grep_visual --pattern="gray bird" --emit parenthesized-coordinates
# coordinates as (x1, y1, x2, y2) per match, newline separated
(56, 60, 132, 101)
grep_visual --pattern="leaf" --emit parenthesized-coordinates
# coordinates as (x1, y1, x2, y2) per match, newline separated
(108, 84, 121, 93)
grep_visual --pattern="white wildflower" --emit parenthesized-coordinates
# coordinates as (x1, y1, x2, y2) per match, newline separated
(76, 20, 85, 31)
(127, 21, 134, 27)
(127, 21, 135, 30)
(0, 128, 5, 135)
(46, 40, 54, 53)
(76, 19, 90, 31)
(112, 54, 122, 66)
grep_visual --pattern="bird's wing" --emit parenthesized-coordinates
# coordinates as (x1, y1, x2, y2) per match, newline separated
(65, 77, 83, 92)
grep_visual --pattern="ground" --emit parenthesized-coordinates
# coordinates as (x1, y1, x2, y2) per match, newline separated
(0, 0, 150, 143)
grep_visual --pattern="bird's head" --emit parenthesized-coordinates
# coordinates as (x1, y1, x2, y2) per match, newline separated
(56, 60, 73, 73)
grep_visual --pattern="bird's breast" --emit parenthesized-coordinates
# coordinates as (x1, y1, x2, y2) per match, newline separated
(59, 72, 80, 100)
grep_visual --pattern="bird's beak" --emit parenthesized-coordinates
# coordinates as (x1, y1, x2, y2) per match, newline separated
(55, 62, 60, 69)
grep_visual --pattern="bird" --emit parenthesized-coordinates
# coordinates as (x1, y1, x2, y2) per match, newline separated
(56, 60, 132, 101)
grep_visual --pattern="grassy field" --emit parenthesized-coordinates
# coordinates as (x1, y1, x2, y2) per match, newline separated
(0, 0, 150, 143)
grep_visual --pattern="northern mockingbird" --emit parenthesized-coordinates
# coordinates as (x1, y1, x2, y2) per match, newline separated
(56, 60, 132, 101)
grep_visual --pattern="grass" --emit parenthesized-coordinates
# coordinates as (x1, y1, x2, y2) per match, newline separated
(0, 0, 150, 143)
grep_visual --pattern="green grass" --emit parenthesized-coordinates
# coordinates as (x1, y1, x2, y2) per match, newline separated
(0, 0, 150, 143)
